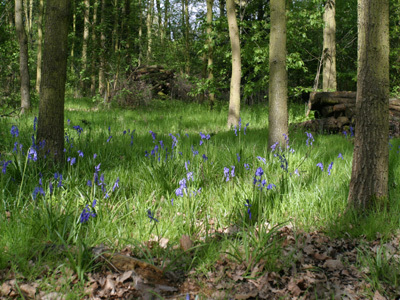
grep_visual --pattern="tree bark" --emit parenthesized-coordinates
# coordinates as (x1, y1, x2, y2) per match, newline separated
(138, 0, 143, 65)
(268, 0, 288, 148)
(81, 0, 90, 93)
(99, 0, 106, 97)
(15, 0, 30, 114)
(348, 0, 389, 210)
(90, 0, 99, 96)
(219, 0, 225, 17)
(146, 0, 154, 62)
(164, 0, 170, 41)
(112, 0, 119, 52)
(184, 0, 190, 73)
(206, 0, 215, 108)
(323, 0, 337, 91)
(36, 0, 44, 94)
(37, 0, 70, 165)
(226, 0, 241, 128)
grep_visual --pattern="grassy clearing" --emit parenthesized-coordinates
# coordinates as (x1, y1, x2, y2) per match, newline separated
(1, 98, 400, 297)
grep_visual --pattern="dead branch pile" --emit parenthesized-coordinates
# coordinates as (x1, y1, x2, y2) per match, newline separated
(295, 91, 400, 136)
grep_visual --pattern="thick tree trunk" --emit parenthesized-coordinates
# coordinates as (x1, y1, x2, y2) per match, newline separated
(206, 0, 215, 108)
(226, 0, 241, 128)
(37, 0, 70, 164)
(323, 0, 337, 91)
(268, 0, 288, 148)
(99, 0, 106, 97)
(80, 0, 90, 94)
(36, 0, 44, 94)
(15, 0, 30, 114)
(348, 0, 390, 210)
(91, 0, 99, 96)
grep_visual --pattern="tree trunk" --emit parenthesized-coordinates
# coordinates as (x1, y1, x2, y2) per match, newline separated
(164, 0, 170, 41)
(99, 0, 106, 97)
(323, 0, 337, 91)
(226, 0, 241, 128)
(112, 0, 119, 52)
(90, 0, 99, 96)
(35, 0, 44, 94)
(146, 0, 154, 62)
(81, 0, 90, 93)
(138, 0, 143, 65)
(348, 0, 389, 210)
(206, 0, 215, 108)
(268, 0, 288, 148)
(184, 0, 190, 73)
(15, 0, 30, 114)
(156, 0, 162, 43)
(37, 0, 70, 164)
(219, 0, 225, 17)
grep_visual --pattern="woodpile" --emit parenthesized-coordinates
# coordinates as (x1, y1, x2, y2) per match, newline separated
(131, 65, 174, 95)
(294, 91, 400, 136)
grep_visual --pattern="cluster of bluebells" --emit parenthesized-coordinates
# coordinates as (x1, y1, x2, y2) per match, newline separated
(80, 199, 97, 223)
(316, 161, 334, 175)
(174, 165, 201, 200)
(245, 199, 252, 220)
(199, 132, 211, 145)
(305, 132, 314, 146)
(253, 167, 275, 191)
(1, 160, 12, 174)
(147, 209, 159, 222)
(223, 166, 235, 182)
(234, 118, 250, 136)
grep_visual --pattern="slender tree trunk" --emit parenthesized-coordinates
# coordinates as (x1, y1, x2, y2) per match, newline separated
(164, 0, 170, 41)
(90, 0, 99, 96)
(36, 0, 44, 94)
(323, 0, 337, 91)
(29, 0, 33, 35)
(146, 0, 154, 62)
(112, 0, 119, 52)
(156, 0, 163, 44)
(348, 0, 389, 210)
(81, 0, 90, 93)
(15, 0, 30, 114)
(184, 0, 190, 73)
(138, 0, 143, 65)
(206, 0, 215, 108)
(226, 0, 241, 128)
(99, 0, 106, 97)
(70, 0, 76, 74)
(37, 0, 70, 164)
(268, 0, 288, 148)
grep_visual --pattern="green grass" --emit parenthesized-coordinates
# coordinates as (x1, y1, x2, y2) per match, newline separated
(1, 98, 400, 298)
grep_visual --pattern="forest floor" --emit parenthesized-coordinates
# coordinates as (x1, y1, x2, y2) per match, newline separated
(1, 225, 399, 299)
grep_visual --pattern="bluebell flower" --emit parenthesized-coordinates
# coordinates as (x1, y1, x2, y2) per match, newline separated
(93, 153, 97, 159)
(73, 125, 83, 135)
(294, 169, 299, 176)
(327, 162, 333, 175)
(112, 177, 120, 192)
(13, 142, 18, 153)
(108, 126, 111, 134)
(123, 130, 127, 135)
(224, 167, 230, 181)
(231, 166, 235, 178)
(244, 163, 250, 170)
(316, 162, 324, 171)
(343, 130, 347, 137)
(169, 133, 178, 149)
(266, 184, 275, 190)
(245, 199, 251, 220)
(95, 163, 101, 173)
(39, 178, 43, 186)
(185, 161, 190, 170)
(70, 157, 76, 166)
(256, 156, 266, 164)
(10, 125, 19, 138)
(67, 119, 70, 126)
(34, 116, 38, 131)
(107, 136, 112, 142)
(149, 130, 157, 141)
(179, 178, 187, 189)
(202, 154, 208, 161)
(171, 198, 174, 205)
(277, 154, 288, 172)
(237, 153, 240, 162)
(78, 150, 84, 157)
(80, 205, 96, 223)
(305, 132, 314, 146)
(28, 147, 37, 161)
(54, 172, 59, 180)
(57, 174, 63, 187)
(238, 118, 242, 132)
(49, 181, 53, 194)
(350, 126, 354, 137)
(191, 145, 199, 156)
(187, 172, 193, 181)
(92, 199, 97, 207)
(185, 133, 189, 138)
(2, 160, 12, 174)
(147, 209, 159, 222)
(32, 186, 45, 200)
(244, 123, 249, 135)
(270, 142, 278, 152)
(87, 180, 92, 187)
(159, 140, 164, 149)
(130, 131, 135, 146)
(175, 187, 184, 197)
(200, 140, 203, 146)
(234, 126, 237, 136)
(255, 167, 264, 177)
(338, 153, 343, 159)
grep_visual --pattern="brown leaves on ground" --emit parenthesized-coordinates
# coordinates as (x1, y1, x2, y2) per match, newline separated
(1, 228, 400, 299)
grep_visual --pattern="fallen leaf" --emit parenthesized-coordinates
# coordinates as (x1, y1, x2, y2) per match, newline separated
(373, 290, 387, 300)
(19, 283, 37, 299)
(180, 235, 193, 251)
(323, 259, 344, 271)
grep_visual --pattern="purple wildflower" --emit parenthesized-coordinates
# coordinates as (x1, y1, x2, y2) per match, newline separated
(316, 162, 324, 171)
(327, 162, 333, 175)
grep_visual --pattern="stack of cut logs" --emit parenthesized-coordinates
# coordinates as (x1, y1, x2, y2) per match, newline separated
(131, 65, 174, 94)
(297, 91, 400, 136)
